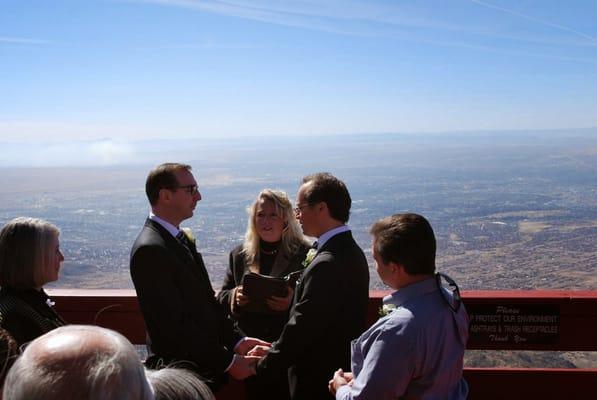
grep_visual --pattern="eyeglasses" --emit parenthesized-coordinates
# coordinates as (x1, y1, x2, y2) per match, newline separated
(176, 184, 199, 195)
(435, 272, 462, 313)
(294, 203, 310, 214)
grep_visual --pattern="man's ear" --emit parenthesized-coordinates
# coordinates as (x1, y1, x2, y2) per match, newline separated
(316, 201, 327, 214)
(158, 188, 171, 204)
(389, 261, 404, 276)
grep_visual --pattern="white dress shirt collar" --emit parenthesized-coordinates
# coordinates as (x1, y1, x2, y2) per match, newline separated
(149, 212, 180, 238)
(317, 225, 350, 250)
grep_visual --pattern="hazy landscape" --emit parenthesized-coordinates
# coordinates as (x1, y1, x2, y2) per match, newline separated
(1, 131, 596, 368)
(1, 130, 595, 292)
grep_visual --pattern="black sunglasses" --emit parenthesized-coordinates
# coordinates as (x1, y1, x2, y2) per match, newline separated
(176, 184, 199, 195)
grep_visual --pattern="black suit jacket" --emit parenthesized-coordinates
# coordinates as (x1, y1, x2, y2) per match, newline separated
(216, 244, 308, 342)
(256, 230, 370, 400)
(130, 218, 243, 388)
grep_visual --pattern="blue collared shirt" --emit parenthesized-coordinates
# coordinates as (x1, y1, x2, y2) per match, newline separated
(336, 277, 469, 400)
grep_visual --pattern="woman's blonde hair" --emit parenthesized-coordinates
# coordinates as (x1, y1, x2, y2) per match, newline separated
(0, 217, 60, 289)
(242, 189, 307, 270)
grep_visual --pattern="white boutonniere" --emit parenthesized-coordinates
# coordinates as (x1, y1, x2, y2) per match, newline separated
(302, 248, 317, 268)
(181, 227, 196, 246)
(46, 298, 56, 307)
(378, 303, 396, 317)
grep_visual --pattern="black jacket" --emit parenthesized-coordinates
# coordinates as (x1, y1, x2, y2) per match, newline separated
(0, 287, 66, 347)
(257, 231, 370, 400)
(130, 218, 243, 388)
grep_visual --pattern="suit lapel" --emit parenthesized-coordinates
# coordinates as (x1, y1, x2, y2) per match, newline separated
(145, 219, 213, 291)
(292, 231, 352, 307)
(316, 230, 351, 255)
(186, 240, 213, 288)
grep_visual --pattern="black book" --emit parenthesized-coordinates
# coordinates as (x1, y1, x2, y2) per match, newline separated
(241, 273, 289, 314)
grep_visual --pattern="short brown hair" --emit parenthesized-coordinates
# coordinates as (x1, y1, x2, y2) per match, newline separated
(145, 163, 192, 206)
(370, 213, 436, 275)
(0, 217, 60, 289)
(302, 172, 351, 223)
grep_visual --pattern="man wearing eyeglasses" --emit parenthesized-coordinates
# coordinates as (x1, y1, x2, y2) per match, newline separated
(130, 163, 267, 391)
(328, 213, 469, 400)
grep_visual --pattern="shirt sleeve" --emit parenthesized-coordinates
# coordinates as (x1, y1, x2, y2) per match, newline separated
(336, 324, 416, 400)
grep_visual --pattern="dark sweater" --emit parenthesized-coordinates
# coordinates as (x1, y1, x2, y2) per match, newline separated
(0, 287, 66, 346)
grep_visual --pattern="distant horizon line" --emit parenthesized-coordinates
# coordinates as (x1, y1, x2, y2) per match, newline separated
(1, 125, 596, 145)
(1, 126, 596, 169)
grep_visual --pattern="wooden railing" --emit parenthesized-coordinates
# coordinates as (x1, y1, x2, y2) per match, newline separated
(48, 289, 597, 400)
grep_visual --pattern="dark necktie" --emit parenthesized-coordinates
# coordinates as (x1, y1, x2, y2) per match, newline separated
(311, 240, 318, 250)
(176, 231, 212, 290)
(176, 231, 194, 258)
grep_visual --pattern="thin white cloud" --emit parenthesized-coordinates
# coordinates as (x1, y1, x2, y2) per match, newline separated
(0, 121, 165, 142)
(153, 40, 267, 50)
(89, 140, 136, 165)
(469, 0, 597, 42)
(0, 36, 52, 45)
(134, 0, 597, 51)
(138, 0, 471, 35)
(0, 139, 137, 167)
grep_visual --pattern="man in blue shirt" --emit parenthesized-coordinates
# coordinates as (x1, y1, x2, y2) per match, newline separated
(329, 213, 469, 400)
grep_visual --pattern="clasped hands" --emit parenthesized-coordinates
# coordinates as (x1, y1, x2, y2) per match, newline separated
(228, 337, 272, 380)
(328, 368, 354, 396)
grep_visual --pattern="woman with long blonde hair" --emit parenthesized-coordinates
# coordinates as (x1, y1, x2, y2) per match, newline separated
(217, 189, 309, 400)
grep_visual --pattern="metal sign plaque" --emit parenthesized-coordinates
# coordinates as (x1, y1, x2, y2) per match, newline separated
(468, 304, 560, 346)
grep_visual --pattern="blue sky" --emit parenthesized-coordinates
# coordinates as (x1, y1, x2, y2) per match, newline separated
(1, 0, 596, 146)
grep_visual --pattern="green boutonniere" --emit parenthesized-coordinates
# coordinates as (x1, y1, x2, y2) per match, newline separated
(302, 248, 317, 268)
(378, 303, 396, 317)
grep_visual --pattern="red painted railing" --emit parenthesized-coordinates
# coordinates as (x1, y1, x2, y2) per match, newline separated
(48, 289, 597, 400)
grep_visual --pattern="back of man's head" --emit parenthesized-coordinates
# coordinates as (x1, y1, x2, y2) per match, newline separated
(370, 213, 436, 275)
(146, 367, 214, 400)
(145, 163, 192, 206)
(301, 172, 351, 223)
(3, 325, 154, 400)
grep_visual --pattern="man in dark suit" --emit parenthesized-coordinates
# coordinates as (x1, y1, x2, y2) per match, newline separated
(255, 172, 370, 399)
(130, 163, 266, 390)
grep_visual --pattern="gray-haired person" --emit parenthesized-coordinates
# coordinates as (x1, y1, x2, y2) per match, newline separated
(3, 325, 154, 400)
(146, 367, 214, 400)
(0, 217, 66, 347)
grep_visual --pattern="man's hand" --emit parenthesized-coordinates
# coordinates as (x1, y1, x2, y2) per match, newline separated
(328, 368, 352, 396)
(247, 345, 271, 357)
(265, 286, 294, 312)
(228, 355, 261, 380)
(235, 337, 272, 355)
